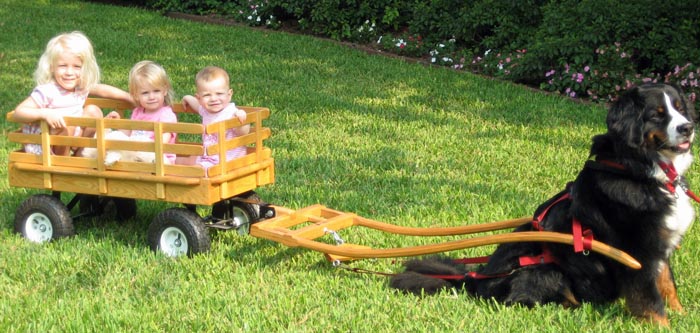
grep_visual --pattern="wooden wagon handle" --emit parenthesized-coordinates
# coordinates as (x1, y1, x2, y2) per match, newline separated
(275, 230, 642, 270)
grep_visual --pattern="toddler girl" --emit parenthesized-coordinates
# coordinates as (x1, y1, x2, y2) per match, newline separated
(180, 66, 250, 174)
(13, 31, 133, 156)
(104, 60, 178, 165)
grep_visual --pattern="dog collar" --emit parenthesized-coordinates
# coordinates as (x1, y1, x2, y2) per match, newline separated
(657, 160, 700, 202)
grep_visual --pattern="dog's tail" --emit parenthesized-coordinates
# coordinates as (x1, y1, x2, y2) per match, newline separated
(389, 257, 473, 295)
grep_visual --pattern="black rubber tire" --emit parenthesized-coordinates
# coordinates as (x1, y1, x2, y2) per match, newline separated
(231, 191, 262, 235)
(79, 194, 102, 216)
(112, 198, 137, 221)
(147, 208, 210, 257)
(14, 194, 75, 242)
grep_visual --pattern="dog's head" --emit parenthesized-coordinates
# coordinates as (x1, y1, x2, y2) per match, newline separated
(607, 83, 696, 159)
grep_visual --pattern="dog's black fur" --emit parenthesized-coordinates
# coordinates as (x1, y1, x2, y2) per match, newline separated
(390, 84, 697, 325)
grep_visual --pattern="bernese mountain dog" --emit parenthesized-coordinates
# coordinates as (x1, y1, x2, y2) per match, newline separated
(390, 83, 697, 326)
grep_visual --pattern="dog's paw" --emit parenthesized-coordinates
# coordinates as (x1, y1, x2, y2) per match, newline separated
(104, 151, 122, 166)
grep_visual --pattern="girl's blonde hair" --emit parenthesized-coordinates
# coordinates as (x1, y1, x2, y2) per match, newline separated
(34, 31, 101, 93)
(128, 60, 175, 106)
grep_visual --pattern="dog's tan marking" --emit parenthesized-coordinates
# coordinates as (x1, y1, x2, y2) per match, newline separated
(560, 287, 580, 309)
(657, 264, 684, 313)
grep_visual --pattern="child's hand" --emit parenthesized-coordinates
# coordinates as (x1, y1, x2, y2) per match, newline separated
(44, 112, 66, 129)
(234, 109, 247, 123)
(181, 95, 197, 113)
(105, 111, 121, 119)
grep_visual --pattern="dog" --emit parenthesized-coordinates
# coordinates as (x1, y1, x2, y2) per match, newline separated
(80, 130, 158, 166)
(390, 83, 697, 326)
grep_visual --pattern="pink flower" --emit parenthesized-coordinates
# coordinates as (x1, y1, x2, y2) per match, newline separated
(584, 66, 590, 72)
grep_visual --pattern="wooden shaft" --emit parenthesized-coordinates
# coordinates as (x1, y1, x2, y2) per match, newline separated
(273, 230, 642, 269)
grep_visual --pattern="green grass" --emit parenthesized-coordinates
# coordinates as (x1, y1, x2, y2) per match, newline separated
(2, 1, 700, 332)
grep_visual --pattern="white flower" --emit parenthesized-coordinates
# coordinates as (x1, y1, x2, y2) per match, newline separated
(377, 36, 383, 44)
(431, 57, 436, 63)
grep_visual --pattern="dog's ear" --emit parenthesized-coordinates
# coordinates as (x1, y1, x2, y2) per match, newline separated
(607, 86, 645, 148)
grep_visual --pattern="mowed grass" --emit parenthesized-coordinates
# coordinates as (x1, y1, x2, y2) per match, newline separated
(2, 1, 700, 332)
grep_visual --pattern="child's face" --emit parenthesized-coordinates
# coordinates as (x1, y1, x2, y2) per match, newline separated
(53, 52, 83, 92)
(134, 81, 167, 113)
(195, 77, 232, 113)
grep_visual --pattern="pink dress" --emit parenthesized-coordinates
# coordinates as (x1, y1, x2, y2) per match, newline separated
(196, 103, 247, 171)
(22, 83, 88, 154)
(129, 106, 178, 164)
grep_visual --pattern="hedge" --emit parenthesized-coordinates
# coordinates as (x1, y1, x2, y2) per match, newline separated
(135, 0, 699, 106)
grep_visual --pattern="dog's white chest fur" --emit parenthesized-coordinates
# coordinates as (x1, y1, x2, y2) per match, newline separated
(657, 153, 695, 254)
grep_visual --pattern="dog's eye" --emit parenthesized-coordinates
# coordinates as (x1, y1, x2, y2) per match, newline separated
(649, 107, 665, 121)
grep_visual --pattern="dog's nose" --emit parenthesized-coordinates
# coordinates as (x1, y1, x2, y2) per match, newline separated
(677, 123, 694, 137)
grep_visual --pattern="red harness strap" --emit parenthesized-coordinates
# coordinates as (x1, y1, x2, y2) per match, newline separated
(658, 160, 700, 203)
(530, 190, 592, 254)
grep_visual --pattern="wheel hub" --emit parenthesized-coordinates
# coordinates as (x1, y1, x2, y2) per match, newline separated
(159, 226, 188, 257)
(25, 212, 53, 243)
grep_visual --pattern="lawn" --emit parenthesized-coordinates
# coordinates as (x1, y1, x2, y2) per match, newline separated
(1, 1, 700, 332)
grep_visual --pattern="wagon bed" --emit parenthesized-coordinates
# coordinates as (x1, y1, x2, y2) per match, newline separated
(7, 98, 275, 206)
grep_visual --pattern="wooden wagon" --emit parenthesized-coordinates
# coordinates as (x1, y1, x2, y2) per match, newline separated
(6, 98, 640, 269)
(7, 97, 274, 256)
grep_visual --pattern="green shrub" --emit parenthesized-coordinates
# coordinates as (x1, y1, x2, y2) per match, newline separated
(143, 0, 700, 107)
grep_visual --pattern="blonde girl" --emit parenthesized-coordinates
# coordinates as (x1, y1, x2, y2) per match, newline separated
(106, 60, 178, 164)
(13, 31, 133, 156)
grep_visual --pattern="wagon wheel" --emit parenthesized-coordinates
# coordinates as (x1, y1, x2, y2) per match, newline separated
(147, 208, 210, 257)
(79, 195, 137, 221)
(79, 194, 103, 216)
(230, 192, 261, 235)
(14, 194, 75, 243)
(112, 198, 137, 221)
(211, 191, 261, 235)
